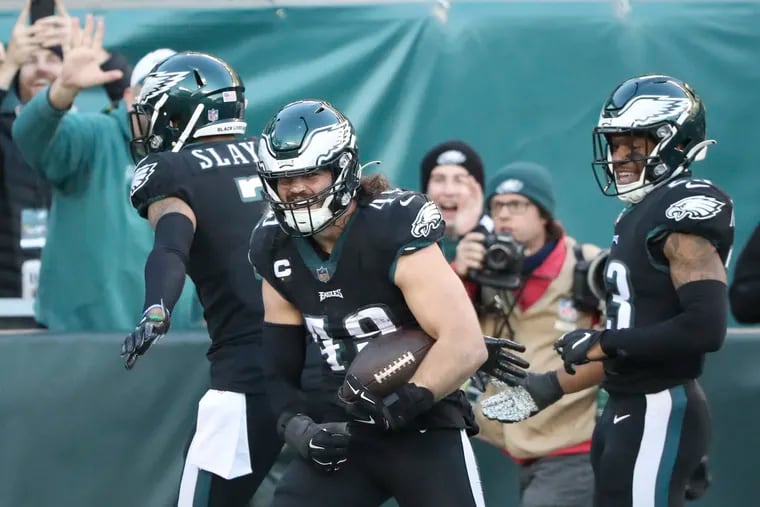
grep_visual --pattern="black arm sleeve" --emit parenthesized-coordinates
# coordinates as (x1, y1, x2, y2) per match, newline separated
(730, 223, 760, 324)
(143, 212, 194, 312)
(100, 51, 132, 106)
(262, 322, 308, 422)
(601, 279, 727, 359)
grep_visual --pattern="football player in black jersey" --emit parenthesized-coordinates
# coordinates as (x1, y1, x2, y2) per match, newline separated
(249, 100, 528, 507)
(121, 52, 281, 507)
(484, 75, 734, 507)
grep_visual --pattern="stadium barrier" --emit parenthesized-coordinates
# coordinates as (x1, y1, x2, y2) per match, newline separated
(1, 330, 757, 506)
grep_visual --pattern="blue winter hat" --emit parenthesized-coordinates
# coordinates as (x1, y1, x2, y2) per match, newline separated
(486, 161, 556, 216)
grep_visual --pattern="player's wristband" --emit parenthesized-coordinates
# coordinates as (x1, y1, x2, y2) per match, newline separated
(384, 383, 435, 425)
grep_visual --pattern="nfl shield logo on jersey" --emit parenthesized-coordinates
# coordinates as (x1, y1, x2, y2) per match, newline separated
(208, 108, 219, 122)
(316, 266, 330, 283)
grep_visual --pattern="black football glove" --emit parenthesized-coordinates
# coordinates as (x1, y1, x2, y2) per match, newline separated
(468, 371, 491, 394)
(121, 303, 171, 370)
(522, 371, 564, 413)
(553, 329, 603, 374)
(280, 413, 351, 473)
(338, 374, 434, 431)
(477, 336, 530, 387)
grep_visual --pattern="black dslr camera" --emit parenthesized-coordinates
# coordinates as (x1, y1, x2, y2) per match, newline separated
(572, 247, 609, 313)
(468, 233, 525, 290)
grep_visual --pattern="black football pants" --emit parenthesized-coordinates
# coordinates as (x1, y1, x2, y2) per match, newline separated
(272, 428, 485, 507)
(591, 380, 710, 507)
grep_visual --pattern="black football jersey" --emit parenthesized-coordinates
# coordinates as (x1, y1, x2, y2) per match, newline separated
(130, 137, 268, 392)
(602, 176, 734, 394)
(250, 189, 476, 431)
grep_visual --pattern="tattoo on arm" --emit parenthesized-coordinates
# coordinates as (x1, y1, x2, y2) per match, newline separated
(664, 232, 727, 289)
(147, 197, 197, 230)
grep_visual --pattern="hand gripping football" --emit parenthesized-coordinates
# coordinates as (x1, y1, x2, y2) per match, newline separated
(340, 327, 435, 398)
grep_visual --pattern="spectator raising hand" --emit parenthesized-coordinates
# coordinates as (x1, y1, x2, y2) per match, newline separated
(0, 1, 41, 88)
(453, 173, 484, 237)
(49, 14, 122, 110)
(10, 20, 199, 331)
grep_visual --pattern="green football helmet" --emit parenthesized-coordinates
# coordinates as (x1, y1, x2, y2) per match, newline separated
(129, 51, 246, 162)
(592, 74, 713, 204)
(257, 100, 361, 236)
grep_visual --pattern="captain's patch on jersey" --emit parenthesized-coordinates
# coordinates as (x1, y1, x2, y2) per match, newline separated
(411, 201, 443, 238)
(665, 195, 725, 222)
(130, 162, 157, 197)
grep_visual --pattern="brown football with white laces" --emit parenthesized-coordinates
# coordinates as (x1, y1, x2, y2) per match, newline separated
(340, 327, 435, 398)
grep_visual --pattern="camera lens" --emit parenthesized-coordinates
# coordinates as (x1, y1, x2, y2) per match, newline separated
(484, 244, 512, 271)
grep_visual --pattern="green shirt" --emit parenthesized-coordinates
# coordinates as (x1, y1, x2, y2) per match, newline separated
(439, 235, 460, 263)
(12, 89, 199, 332)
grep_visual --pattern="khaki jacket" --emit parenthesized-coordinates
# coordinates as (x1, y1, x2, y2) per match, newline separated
(475, 236, 600, 460)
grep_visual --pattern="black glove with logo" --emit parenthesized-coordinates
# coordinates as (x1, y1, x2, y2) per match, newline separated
(338, 374, 435, 431)
(554, 329, 603, 374)
(280, 413, 351, 473)
(476, 336, 530, 387)
(121, 303, 171, 370)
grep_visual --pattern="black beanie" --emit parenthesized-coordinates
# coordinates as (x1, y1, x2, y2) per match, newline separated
(420, 140, 485, 192)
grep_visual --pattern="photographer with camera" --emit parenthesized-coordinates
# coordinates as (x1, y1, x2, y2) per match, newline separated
(453, 161, 606, 507)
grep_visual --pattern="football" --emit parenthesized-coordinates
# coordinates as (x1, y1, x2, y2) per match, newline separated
(340, 327, 435, 398)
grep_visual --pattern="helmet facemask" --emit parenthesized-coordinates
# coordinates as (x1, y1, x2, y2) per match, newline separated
(260, 149, 361, 237)
(129, 94, 167, 163)
(592, 123, 682, 204)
